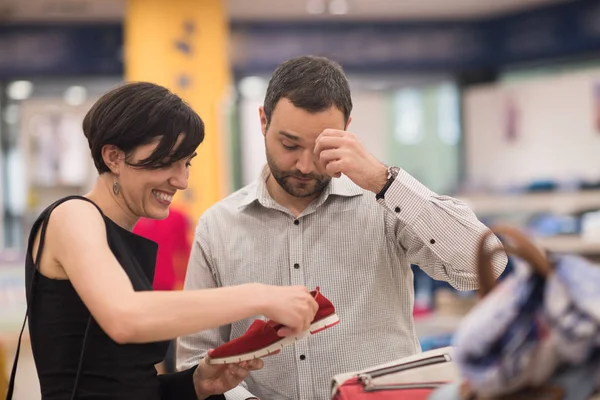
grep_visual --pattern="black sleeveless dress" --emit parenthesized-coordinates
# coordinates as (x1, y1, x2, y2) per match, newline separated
(15, 196, 225, 400)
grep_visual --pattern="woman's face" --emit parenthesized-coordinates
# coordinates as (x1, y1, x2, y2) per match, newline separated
(117, 135, 196, 220)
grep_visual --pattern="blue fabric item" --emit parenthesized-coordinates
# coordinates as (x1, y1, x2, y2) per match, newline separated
(419, 334, 454, 352)
(545, 254, 600, 365)
(452, 264, 551, 395)
(451, 254, 600, 397)
(426, 363, 596, 400)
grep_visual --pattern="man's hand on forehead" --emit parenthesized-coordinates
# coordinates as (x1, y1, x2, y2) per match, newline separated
(314, 129, 388, 193)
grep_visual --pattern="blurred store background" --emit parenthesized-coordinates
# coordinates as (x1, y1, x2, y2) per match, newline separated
(1, 0, 600, 397)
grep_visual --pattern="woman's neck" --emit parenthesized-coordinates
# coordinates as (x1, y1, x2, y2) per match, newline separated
(85, 175, 139, 231)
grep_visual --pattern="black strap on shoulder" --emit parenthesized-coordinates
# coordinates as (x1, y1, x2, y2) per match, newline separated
(6, 196, 102, 400)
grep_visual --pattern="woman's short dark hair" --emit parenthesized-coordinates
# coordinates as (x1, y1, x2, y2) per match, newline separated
(83, 82, 204, 174)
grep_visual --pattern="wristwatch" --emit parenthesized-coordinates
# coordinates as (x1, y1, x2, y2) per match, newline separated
(375, 166, 400, 200)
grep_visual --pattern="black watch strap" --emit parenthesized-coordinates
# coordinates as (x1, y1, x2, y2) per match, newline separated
(375, 167, 399, 200)
(375, 178, 394, 200)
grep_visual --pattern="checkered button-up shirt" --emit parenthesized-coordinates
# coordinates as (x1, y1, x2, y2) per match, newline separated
(177, 166, 507, 400)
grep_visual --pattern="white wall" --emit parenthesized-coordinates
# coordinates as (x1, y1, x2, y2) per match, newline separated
(464, 68, 600, 190)
(239, 96, 266, 187)
(347, 91, 388, 164)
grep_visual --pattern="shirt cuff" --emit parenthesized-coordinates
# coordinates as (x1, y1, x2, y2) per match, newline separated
(376, 168, 433, 226)
(225, 385, 257, 400)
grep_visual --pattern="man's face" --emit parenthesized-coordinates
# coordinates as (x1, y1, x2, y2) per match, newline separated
(260, 98, 348, 198)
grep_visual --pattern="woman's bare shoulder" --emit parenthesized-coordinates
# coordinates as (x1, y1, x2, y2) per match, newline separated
(33, 198, 106, 277)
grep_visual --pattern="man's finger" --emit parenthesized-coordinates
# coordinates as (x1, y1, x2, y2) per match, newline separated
(325, 159, 344, 177)
(318, 148, 343, 164)
(246, 359, 264, 370)
(235, 369, 249, 379)
(238, 359, 263, 370)
(200, 354, 227, 374)
(227, 364, 241, 376)
(262, 349, 281, 358)
(319, 129, 346, 137)
(228, 365, 249, 379)
(314, 136, 344, 155)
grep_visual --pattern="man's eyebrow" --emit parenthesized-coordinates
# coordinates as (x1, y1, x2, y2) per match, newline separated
(279, 131, 300, 141)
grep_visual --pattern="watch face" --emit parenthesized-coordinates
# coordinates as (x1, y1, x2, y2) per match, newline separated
(389, 167, 400, 179)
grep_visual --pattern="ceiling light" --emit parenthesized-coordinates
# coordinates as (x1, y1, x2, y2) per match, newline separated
(239, 76, 267, 99)
(328, 0, 348, 15)
(64, 85, 87, 106)
(7, 80, 33, 101)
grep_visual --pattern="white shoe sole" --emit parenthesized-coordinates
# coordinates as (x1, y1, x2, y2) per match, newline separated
(207, 313, 340, 365)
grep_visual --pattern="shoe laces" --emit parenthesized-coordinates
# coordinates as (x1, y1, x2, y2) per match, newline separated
(314, 286, 321, 300)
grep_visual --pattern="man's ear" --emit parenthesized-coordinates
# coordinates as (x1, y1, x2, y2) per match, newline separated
(259, 106, 268, 137)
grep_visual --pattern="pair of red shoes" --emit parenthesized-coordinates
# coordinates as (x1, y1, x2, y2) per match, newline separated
(208, 287, 339, 364)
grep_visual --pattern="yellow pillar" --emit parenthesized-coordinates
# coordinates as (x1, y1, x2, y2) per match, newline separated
(124, 0, 231, 224)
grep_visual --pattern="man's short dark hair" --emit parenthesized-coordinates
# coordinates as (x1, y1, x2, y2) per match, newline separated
(263, 55, 352, 126)
(83, 82, 204, 174)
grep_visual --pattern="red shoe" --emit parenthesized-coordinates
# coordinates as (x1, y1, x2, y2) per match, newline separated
(207, 287, 339, 364)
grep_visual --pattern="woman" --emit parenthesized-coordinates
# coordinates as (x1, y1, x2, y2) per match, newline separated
(9, 82, 318, 400)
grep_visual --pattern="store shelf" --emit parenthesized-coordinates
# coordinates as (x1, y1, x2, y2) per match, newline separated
(536, 235, 600, 255)
(414, 314, 464, 337)
(457, 190, 600, 215)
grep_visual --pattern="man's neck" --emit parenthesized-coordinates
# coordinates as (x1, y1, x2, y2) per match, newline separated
(265, 175, 319, 218)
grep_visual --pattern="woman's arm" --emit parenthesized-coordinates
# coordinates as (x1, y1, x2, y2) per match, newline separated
(37, 199, 316, 344)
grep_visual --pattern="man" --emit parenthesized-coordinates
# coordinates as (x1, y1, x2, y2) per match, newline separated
(177, 55, 507, 400)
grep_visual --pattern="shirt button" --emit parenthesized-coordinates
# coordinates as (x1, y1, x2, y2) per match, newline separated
(394, 206, 401, 213)
(293, 263, 300, 269)
(299, 355, 306, 360)
(430, 239, 436, 244)
(294, 219, 300, 225)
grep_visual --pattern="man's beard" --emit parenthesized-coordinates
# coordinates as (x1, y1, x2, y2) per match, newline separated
(266, 152, 330, 198)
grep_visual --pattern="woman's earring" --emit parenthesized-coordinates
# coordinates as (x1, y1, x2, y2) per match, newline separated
(112, 180, 121, 196)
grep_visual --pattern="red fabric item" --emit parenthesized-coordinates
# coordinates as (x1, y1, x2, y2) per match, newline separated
(334, 378, 443, 400)
(312, 287, 336, 323)
(267, 287, 337, 331)
(208, 287, 338, 360)
(133, 207, 191, 291)
(209, 319, 280, 359)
